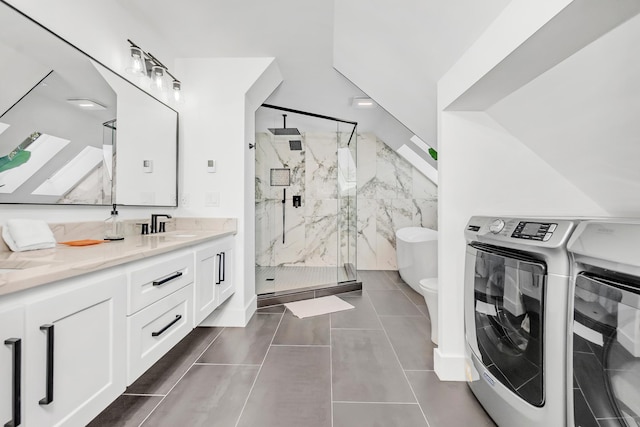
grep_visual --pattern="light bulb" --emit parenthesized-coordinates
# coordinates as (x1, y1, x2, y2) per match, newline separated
(172, 80, 184, 104)
(127, 46, 145, 75)
(151, 65, 165, 91)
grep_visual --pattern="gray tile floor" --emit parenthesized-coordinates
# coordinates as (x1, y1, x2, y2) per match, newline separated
(89, 270, 496, 427)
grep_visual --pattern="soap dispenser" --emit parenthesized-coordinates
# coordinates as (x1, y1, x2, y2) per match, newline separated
(104, 204, 124, 240)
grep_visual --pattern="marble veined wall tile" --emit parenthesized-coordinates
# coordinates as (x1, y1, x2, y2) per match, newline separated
(255, 199, 277, 266)
(392, 199, 416, 231)
(275, 203, 306, 266)
(306, 133, 338, 200)
(304, 208, 338, 267)
(376, 199, 395, 247)
(395, 154, 413, 200)
(412, 167, 437, 199)
(255, 129, 438, 271)
(375, 141, 401, 199)
(413, 199, 438, 230)
(357, 199, 378, 270)
(357, 133, 377, 197)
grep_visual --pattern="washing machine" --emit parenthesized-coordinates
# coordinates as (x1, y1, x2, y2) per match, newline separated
(567, 220, 640, 427)
(464, 216, 578, 427)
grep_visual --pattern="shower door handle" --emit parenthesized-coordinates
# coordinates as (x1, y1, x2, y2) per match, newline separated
(282, 188, 286, 244)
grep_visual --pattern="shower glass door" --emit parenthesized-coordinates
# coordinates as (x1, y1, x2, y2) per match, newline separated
(255, 106, 358, 296)
(337, 122, 357, 283)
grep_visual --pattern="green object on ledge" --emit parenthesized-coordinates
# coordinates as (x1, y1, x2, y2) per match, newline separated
(428, 148, 438, 161)
(0, 149, 31, 173)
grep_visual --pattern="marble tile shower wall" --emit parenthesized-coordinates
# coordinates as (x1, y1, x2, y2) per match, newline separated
(255, 132, 437, 271)
(357, 134, 437, 270)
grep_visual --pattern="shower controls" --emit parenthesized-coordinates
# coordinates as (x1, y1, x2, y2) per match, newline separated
(293, 195, 301, 208)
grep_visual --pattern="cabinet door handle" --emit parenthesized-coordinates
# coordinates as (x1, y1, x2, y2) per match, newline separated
(215, 254, 221, 285)
(152, 271, 183, 287)
(221, 252, 226, 282)
(4, 338, 21, 427)
(151, 315, 182, 337)
(39, 324, 54, 405)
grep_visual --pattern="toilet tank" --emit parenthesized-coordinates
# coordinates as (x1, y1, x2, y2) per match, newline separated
(395, 227, 438, 292)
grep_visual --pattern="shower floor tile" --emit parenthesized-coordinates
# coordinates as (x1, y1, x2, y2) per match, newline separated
(256, 266, 350, 294)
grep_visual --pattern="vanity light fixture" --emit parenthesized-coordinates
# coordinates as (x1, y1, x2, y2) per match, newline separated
(126, 39, 182, 103)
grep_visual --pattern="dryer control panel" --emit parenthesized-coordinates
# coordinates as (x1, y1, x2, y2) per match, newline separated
(511, 221, 557, 242)
(465, 216, 577, 249)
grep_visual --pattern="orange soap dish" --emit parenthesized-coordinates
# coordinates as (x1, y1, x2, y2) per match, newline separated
(59, 239, 108, 246)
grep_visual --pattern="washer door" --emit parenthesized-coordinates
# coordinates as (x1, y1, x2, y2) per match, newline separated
(573, 272, 640, 427)
(465, 243, 547, 407)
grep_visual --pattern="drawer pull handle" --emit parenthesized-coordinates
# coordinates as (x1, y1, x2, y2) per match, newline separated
(153, 271, 183, 287)
(152, 315, 182, 337)
(39, 324, 54, 405)
(221, 252, 226, 282)
(4, 338, 21, 427)
(216, 254, 221, 285)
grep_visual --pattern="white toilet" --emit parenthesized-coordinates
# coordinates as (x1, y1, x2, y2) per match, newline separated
(419, 278, 438, 345)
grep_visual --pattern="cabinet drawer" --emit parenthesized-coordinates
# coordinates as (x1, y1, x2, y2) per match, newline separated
(127, 284, 193, 384)
(128, 251, 194, 314)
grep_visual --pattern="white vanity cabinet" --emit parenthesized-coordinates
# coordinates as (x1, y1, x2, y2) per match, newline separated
(126, 251, 194, 384)
(24, 271, 126, 427)
(193, 235, 235, 326)
(0, 305, 24, 427)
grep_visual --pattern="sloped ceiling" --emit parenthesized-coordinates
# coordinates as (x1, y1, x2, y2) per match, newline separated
(116, 0, 410, 139)
(333, 0, 511, 148)
(115, 0, 509, 159)
(487, 12, 640, 216)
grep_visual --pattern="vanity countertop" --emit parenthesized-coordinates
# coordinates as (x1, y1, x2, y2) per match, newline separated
(0, 219, 236, 297)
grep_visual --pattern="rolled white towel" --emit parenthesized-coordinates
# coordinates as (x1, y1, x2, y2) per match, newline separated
(2, 219, 56, 252)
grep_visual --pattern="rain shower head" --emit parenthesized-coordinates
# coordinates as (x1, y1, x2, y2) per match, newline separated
(289, 140, 302, 151)
(267, 114, 301, 136)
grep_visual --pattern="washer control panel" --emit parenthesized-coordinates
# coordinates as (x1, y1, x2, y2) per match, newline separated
(511, 221, 557, 242)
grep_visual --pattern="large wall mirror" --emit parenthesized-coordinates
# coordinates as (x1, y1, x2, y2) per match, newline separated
(0, 1, 178, 206)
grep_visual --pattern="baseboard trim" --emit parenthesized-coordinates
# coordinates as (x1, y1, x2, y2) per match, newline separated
(434, 348, 467, 381)
(198, 294, 257, 327)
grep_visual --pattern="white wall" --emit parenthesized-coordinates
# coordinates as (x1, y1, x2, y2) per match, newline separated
(487, 12, 640, 216)
(175, 57, 282, 326)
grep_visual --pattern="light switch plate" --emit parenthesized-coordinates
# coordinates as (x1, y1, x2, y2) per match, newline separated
(205, 191, 220, 207)
(207, 160, 216, 173)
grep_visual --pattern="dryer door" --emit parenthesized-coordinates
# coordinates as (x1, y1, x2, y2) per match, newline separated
(465, 243, 547, 407)
(572, 272, 640, 427)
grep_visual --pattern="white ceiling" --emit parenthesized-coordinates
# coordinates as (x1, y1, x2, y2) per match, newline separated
(116, 0, 509, 142)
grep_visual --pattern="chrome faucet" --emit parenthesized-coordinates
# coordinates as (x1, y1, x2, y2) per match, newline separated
(150, 214, 172, 233)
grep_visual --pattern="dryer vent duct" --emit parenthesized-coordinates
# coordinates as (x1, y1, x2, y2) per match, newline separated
(268, 114, 301, 136)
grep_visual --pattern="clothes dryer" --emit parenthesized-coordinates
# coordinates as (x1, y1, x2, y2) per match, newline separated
(464, 216, 578, 427)
(567, 220, 640, 427)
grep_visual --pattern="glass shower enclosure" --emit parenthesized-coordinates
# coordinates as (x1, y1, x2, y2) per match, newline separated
(255, 104, 358, 300)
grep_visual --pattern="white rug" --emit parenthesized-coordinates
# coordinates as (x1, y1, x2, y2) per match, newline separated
(284, 295, 354, 319)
